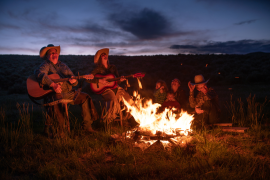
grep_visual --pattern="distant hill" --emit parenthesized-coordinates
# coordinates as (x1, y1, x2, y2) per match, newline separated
(0, 54, 269, 95)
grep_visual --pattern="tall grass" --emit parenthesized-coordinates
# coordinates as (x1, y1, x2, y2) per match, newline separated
(226, 94, 269, 128)
(1, 101, 270, 179)
(0, 103, 34, 150)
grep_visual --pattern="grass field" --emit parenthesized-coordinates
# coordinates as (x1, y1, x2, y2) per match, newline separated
(0, 54, 270, 179)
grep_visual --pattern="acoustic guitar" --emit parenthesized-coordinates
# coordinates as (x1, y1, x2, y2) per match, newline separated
(27, 74, 87, 99)
(90, 73, 145, 94)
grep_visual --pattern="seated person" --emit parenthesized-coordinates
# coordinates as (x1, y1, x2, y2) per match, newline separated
(153, 79, 168, 105)
(171, 78, 188, 111)
(88, 48, 134, 123)
(188, 74, 220, 129)
(161, 91, 181, 112)
(35, 44, 99, 137)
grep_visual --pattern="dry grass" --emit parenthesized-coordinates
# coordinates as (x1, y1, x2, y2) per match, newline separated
(1, 54, 270, 179)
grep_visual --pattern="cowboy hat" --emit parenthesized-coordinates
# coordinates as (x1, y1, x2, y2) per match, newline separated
(94, 48, 109, 64)
(39, 44, 60, 59)
(190, 74, 209, 85)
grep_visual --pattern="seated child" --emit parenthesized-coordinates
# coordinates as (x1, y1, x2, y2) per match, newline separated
(161, 91, 181, 112)
(153, 80, 168, 104)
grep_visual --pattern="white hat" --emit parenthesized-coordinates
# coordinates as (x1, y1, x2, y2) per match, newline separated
(94, 48, 109, 64)
(39, 44, 60, 59)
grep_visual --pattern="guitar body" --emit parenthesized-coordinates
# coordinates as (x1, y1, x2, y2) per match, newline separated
(90, 73, 118, 94)
(27, 74, 60, 99)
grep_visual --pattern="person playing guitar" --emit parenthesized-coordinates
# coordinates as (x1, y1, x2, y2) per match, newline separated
(34, 44, 99, 136)
(87, 48, 135, 123)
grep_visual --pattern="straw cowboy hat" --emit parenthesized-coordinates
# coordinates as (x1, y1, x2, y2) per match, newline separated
(190, 74, 209, 85)
(94, 48, 109, 64)
(39, 44, 60, 59)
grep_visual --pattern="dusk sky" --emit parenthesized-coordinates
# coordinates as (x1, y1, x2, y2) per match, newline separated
(0, 0, 270, 55)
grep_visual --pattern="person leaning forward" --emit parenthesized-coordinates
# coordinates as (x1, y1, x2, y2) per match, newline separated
(34, 44, 99, 136)
(188, 74, 220, 129)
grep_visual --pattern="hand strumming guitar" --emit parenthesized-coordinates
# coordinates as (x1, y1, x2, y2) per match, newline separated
(50, 82, 62, 94)
(69, 78, 77, 84)
(99, 78, 110, 86)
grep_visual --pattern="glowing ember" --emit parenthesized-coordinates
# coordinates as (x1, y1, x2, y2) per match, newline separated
(123, 91, 194, 136)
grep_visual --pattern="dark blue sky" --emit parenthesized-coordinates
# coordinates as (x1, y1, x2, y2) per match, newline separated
(0, 0, 269, 55)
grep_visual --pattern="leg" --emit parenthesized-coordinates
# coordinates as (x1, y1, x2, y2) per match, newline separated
(191, 113, 204, 130)
(102, 89, 120, 121)
(44, 94, 66, 137)
(73, 92, 99, 131)
(115, 87, 138, 127)
(202, 100, 220, 125)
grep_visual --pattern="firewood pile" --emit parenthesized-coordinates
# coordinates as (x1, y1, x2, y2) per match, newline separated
(110, 129, 196, 154)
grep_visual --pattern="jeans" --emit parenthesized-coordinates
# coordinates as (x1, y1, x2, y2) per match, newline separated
(101, 87, 133, 121)
(45, 90, 98, 132)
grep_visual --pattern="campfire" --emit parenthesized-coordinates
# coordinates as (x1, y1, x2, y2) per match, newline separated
(123, 91, 194, 136)
(115, 79, 195, 151)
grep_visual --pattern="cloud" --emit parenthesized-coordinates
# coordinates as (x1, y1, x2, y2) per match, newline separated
(110, 8, 172, 40)
(234, 19, 257, 25)
(0, 22, 19, 30)
(170, 40, 270, 54)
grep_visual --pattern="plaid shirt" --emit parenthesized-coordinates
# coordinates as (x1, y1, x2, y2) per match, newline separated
(153, 88, 167, 105)
(34, 59, 78, 93)
(189, 87, 220, 112)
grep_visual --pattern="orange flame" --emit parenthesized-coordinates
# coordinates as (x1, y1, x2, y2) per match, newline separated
(123, 91, 194, 136)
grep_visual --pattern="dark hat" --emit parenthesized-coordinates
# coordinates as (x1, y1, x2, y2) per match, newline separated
(190, 74, 209, 85)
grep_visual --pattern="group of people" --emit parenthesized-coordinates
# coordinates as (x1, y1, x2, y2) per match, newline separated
(153, 78, 187, 113)
(153, 75, 220, 129)
(33, 44, 220, 138)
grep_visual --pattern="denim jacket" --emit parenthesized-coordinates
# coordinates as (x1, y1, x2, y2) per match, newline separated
(34, 59, 78, 93)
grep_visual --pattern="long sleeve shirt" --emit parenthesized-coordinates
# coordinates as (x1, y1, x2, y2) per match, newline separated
(34, 59, 78, 93)
(153, 88, 167, 105)
(189, 87, 220, 112)
(173, 87, 188, 110)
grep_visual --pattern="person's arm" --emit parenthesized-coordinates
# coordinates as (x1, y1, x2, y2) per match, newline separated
(189, 90, 196, 108)
(34, 62, 54, 87)
(63, 63, 78, 87)
(85, 67, 100, 84)
(153, 88, 161, 98)
(34, 62, 62, 93)
(188, 81, 196, 108)
(111, 65, 126, 84)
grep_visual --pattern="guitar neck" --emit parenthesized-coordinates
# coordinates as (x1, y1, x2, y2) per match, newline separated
(107, 75, 134, 82)
(52, 76, 85, 83)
